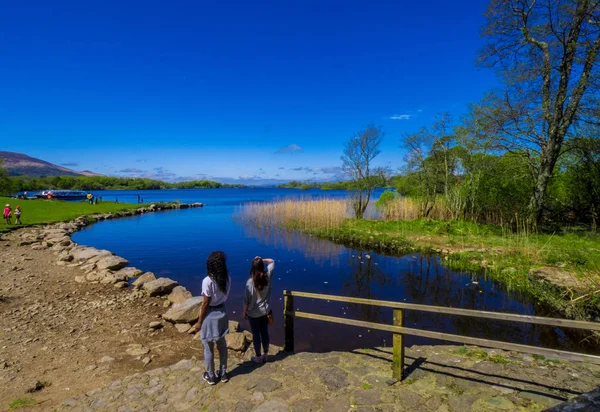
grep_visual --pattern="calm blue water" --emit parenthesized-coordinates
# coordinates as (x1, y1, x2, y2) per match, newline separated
(72, 188, 586, 353)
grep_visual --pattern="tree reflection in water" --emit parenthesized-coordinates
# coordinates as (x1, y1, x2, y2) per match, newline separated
(240, 223, 595, 354)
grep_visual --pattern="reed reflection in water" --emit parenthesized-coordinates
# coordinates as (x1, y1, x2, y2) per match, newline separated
(243, 223, 588, 354)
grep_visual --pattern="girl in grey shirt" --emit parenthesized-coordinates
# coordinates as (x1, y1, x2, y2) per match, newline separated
(243, 256, 275, 363)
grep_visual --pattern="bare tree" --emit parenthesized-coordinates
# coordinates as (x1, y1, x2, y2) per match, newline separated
(341, 124, 384, 219)
(479, 0, 600, 226)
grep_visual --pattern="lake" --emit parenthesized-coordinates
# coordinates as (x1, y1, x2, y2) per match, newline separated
(72, 188, 591, 354)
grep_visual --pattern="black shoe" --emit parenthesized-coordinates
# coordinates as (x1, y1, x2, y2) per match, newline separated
(219, 371, 229, 383)
(203, 372, 218, 385)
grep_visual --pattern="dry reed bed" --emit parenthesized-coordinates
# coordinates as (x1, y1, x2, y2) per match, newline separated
(240, 199, 350, 230)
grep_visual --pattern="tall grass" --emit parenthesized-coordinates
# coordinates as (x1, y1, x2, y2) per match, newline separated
(240, 198, 350, 231)
(381, 197, 452, 221)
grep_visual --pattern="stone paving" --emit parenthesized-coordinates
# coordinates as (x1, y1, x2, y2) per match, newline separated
(59, 345, 600, 411)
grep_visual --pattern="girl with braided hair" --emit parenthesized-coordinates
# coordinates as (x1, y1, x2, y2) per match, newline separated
(193, 251, 231, 385)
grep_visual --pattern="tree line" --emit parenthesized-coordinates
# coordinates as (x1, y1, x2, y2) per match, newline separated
(0, 170, 244, 193)
(342, 0, 600, 230)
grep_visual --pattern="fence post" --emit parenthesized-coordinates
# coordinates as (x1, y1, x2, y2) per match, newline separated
(284, 290, 294, 353)
(392, 309, 404, 381)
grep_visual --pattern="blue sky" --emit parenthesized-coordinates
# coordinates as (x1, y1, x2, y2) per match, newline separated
(1, 0, 496, 184)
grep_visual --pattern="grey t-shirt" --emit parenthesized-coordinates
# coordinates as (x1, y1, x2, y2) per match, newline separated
(244, 262, 275, 318)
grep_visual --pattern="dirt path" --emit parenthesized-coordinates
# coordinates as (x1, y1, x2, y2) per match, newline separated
(0, 228, 200, 411)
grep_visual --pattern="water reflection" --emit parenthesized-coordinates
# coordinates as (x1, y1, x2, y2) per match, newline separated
(243, 224, 597, 354)
(70, 190, 599, 355)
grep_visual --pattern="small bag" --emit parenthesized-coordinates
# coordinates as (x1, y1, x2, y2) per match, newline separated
(267, 310, 274, 326)
(256, 287, 274, 326)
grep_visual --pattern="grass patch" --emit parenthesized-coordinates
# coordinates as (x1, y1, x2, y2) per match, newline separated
(239, 199, 600, 322)
(361, 383, 373, 390)
(8, 397, 37, 409)
(402, 376, 416, 385)
(532, 354, 545, 361)
(0, 196, 146, 233)
(453, 347, 511, 364)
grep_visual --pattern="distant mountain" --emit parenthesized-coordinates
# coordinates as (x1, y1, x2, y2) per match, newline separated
(0, 151, 102, 177)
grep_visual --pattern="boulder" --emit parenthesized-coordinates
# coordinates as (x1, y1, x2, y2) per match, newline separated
(162, 297, 203, 323)
(529, 266, 587, 291)
(58, 253, 74, 262)
(149, 321, 163, 330)
(229, 320, 240, 333)
(226, 332, 248, 351)
(167, 286, 193, 305)
(125, 344, 150, 357)
(175, 324, 191, 333)
(71, 247, 111, 263)
(95, 255, 129, 271)
(113, 267, 143, 279)
(143, 277, 178, 297)
(132, 272, 156, 289)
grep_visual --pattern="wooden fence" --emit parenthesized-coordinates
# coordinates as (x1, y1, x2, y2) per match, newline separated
(283, 290, 600, 382)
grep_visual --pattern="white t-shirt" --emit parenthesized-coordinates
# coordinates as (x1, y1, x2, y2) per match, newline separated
(201, 275, 231, 306)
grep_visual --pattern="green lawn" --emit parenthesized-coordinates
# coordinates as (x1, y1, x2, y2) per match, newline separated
(0, 196, 144, 233)
(309, 219, 600, 320)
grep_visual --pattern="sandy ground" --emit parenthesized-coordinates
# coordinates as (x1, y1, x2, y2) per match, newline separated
(0, 234, 203, 411)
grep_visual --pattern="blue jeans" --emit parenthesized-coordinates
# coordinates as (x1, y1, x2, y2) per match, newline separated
(203, 337, 227, 378)
(248, 315, 270, 357)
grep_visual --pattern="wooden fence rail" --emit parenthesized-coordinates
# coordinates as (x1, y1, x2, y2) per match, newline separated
(282, 290, 600, 382)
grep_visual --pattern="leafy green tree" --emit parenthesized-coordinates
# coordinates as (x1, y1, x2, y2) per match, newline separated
(479, 0, 600, 226)
(0, 159, 11, 195)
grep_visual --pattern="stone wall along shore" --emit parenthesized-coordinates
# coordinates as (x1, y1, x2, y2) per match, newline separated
(1, 201, 259, 355)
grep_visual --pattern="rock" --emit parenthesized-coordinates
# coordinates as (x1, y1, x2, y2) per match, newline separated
(99, 356, 115, 363)
(449, 394, 479, 412)
(142, 357, 151, 367)
(114, 281, 128, 289)
(132, 272, 156, 289)
(243, 330, 253, 342)
(254, 400, 288, 412)
(125, 344, 150, 357)
(74, 276, 86, 283)
(113, 267, 143, 279)
(170, 359, 193, 370)
(143, 277, 178, 296)
(529, 266, 586, 290)
(71, 247, 111, 263)
(163, 300, 171, 308)
(149, 321, 163, 330)
(95, 255, 129, 271)
(353, 389, 380, 405)
(229, 320, 240, 333)
(59, 253, 74, 262)
(519, 391, 562, 408)
(167, 286, 193, 305)
(248, 377, 281, 393)
(226, 332, 248, 351)
(483, 396, 515, 410)
(175, 323, 191, 333)
(316, 367, 348, 391)
(25, 380, 48, 393)
(162, 296, 203, 323)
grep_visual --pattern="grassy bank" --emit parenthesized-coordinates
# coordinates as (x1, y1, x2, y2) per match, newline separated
(0, 197, 145, 233)
(240, 199, 600, 322)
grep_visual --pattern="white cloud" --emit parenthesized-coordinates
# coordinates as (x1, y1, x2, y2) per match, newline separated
(389, 114, 413, 120)
(275, 144, 303, 153)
